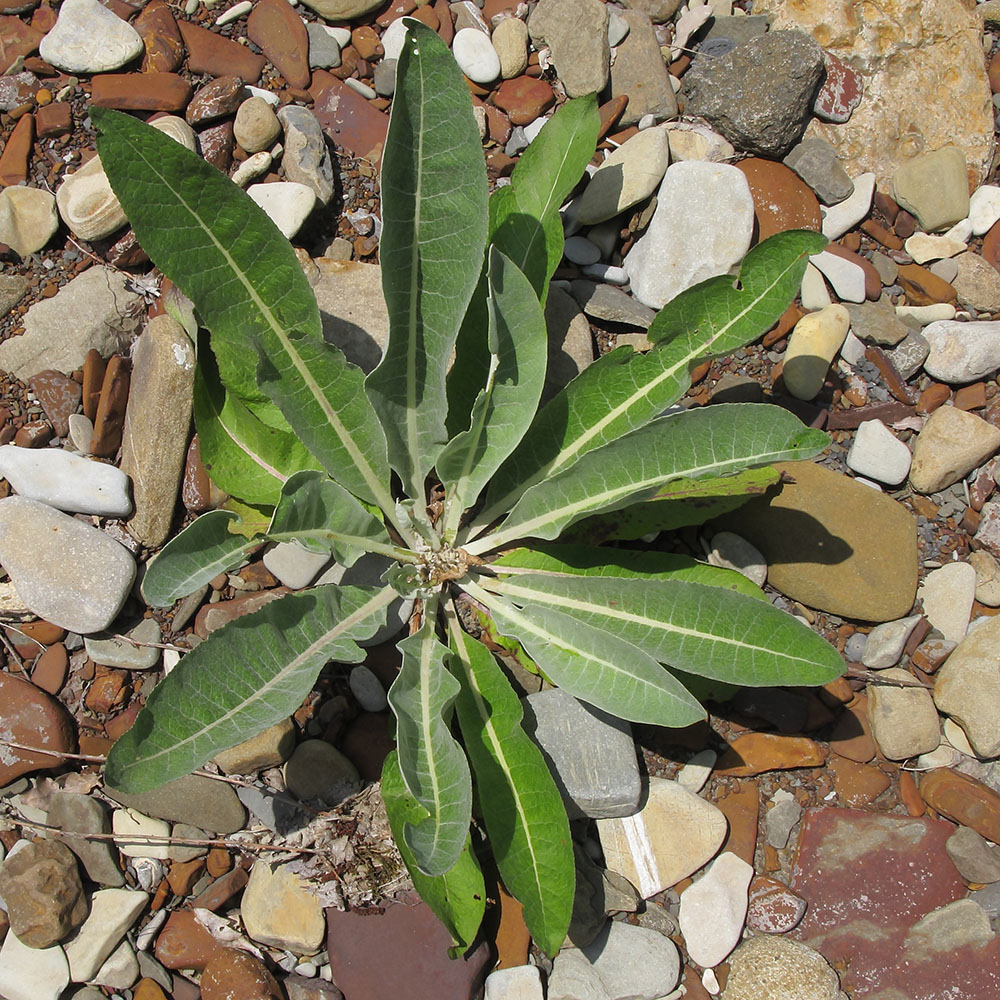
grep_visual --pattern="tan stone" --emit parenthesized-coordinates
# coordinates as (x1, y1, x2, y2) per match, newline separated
(716, 733, 827, 777)
(241, 861, 326, 953)
(909, 405, 1000, 494)
(754, 0, 994, 190)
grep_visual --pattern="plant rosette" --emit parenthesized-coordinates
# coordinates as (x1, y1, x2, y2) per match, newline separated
(95, 20, 842, 957)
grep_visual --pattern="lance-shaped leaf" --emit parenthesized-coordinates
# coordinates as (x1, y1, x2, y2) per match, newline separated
(484, 574, 845, 687)
(464, 580, 705, 728)
(92, 107, 321, 407)
(437, 247, 547, 538)
(141, 510, 261, 608)
(476, 230, 827, 525)
(468, 403, 828, 553)
(447, 612, 574, 957)
(365, 21, 489, 497)
(194, 362, 320, 506)
(267, 470, 402, 566)
(104, 585, 395, 793)
(387, 601, 473, 876)
(381, 752, 485, 956)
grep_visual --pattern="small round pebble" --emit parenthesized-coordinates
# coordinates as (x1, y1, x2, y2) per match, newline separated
(349, 664, 388, 712)
(452, 28, 501, 85)
(234, 97, 281, 154)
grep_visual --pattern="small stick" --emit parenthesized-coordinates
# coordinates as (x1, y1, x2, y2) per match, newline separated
(844, 665, 935, 690)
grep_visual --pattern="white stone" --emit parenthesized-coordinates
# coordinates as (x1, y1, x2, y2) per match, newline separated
(149, 115, 197, 152)
(112, 807, 172, 860)
(840, 330, 867, 366)
(576, 128, 670, 225)
(919, 562, 977, 642)
(904, 232, 968, 264)
(923, 320, 1000, 384)
(452, 27, 501, 84)
(564, 236, 602, 265)
(917, 743, 962, 769)
(861, 614, 922, 669)
(0, 929, 69, 1000)
(783, 304, 851, 400)
(0, 445, 131, 517)
(846, 419, 912, 486)
(707, 530, 766, 586)
(867, 666, 941, 761)
(348, 664, 388, 712)
(67, 413, 93, 453)
(671, 2, 713, 58)
(943, 715, 979, 758)
(678, 852, 753, 968)
(800, 262, 833, 310)
(343, 78, 376, 100)
(968, 184, 1000, 236)
(62, 888, 148, 983)
(263, 540, 330, 589)
(624, 161, 754, 310)
(216, 0, 252, 25)
(91, 937, 139, 990)
(810, 250, 866, 303)
(581, 262, 627, 284)
(55, 153, 128, 242)
(821, 172, 876, 239)
(247, 182, 316, 239)
(0, 186, 58, 257)
(663, 121, 735, 163)
(381, 17, 408, 61)
(232, 151, 272, 188)
(485, 965, 544, 1000)
(944, 218, 973, 244)
(677, 748, 716, 793)
(39, 0, 143, 73)
(896, 303, 957, 325)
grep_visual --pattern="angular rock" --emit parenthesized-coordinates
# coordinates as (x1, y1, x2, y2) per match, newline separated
(0, 928, 70, 1000)
(0, 185, 58, 257)
(63, 888, 148, 983)
(29, 370, 80, 438)
(576, 127, 669, 225)
(867, 666, 941, 761)
(608, 10, 676, 126)
(923, 320, 1000, 384)
(247, 181, 316, 239)
(527, 0, 609, 99)
(846, 419, 912, 486)
(953, 252, 1000, 313)
(242, 861, 326, 954)
(39, 0, 143, 73)
(311, 72, 389, 164)
(569, 280, 656, 328)
(918, 562, 975, 642)
(213, 717, 296, 775)
(47, 792, 124, 886)
(678, 852, 752, 969)
(893, 145, 971, 233)
(909, 405, 1000, 494)
(746, 874, 808, 934)
(862, 614, 922, 670)
(201, 950, 284, 1000)
(177, 20, 266, 81)
(134, 0, 184, 73)
(717, 732, 826, 777)
(111, 807, 171, 860)
(845, 297, 910, 347)
(277, 106, 335, 205)
(821, 171, 876, 240)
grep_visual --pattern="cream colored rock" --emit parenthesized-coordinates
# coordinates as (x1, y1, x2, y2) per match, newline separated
(904, 232, 968, 264)
(234, 96, 282, 154)
(55, 154, 127, 241)
(663, 121, 735, 162)
(241, 861, 326, 953)
(909, 405, 1000, 494)
(577, 128, 670, 224)
(969, 550, 1000, 607)
(867, 666, 941, 761)
(0, 186, 58, 257)
(918, 561, 976, 642)
(492, 16, 529, 79)
(597, 777, 727, 898)
(782, 304, 850, 400)
(149, 115, 197, 151)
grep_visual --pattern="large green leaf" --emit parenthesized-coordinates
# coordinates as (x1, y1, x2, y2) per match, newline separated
(141, 510, 261, 608)
(365, 20, 489, 499)
(469, 403, 828, 553)
(381, 752, 485, 956)
(464, 580, 705, 728)
(386, 599, 473, 876)
(104, 585, 395, 792)
(437, 247, 547, 539)
(92, 107, 320, 408)
(474, 230, 826, 526)
(484, 574, 845, 687)
(446, 611, 574, 957)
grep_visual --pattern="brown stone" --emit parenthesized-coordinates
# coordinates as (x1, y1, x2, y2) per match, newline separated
(896, 262, 958, 305)
(90, 354, 131, 458)
(983, 217, 1000, 276)
(35, 100, 71, 138)
(736, 157, 822, 240)
(327, 43, 359, 82)
(410, 3, 439, 29)
(27, 369, 80, 437)
(494, 883, 530, 969)
(247, 0, 311, 90)
(134, 980, 171, 1000)
(715, 783, 759, 867)
(864, 344, 914, 403)
(916, 381, 951, 415)
(186, 75, 246, 126)
(166, 858, 204, 897)
(919, 768, 1000, 844)
(955, 382, 987, 411)
(311, 72, 389, 164)
(194, 587, 290, 639)
(0, 672, 76, 785)
(154, 909, 230, 972)
(135, 0, 184, 74)
(177, 20, 266, 82)
(747, 874, 807, 934)
(494, 76, 555, 126)
(376, 0, 416, 25)
(351, 25, 382, 60)
(91, 73, 192, 112)
(340, 711, 394, 781)
(893, 208, 917, 240)
(205, 848, 232, 878)
(828, 694, 876, 763)
(0, 113, 33, 187)
(84, 665, 130, 714)
(898, 768, 925, 816)
(434, 0, 452, 43)
(189, 866, 249, 912)
(716, 732, 827, 777)
(13, 420, 52, 447)
(32, 641, 68, 695)
(0, 15, 43, 74)
(827, 754, 891, 807)
(597, 95, 628, 141)
(201, 950, 283, 1000)
(860, 217, 903, 250)
(197, 120, 235, 173)
(82, 349, 107, 422)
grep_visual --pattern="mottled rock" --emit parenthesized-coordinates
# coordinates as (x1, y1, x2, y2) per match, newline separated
(201, 950, 284, 1000)
(953, 252, 1000, 313)
(39, 0, 142, 73)
(723, 936, 842, 1000)
(278, 106, 335, 205)
(527, 0, 609, 99)
(242, 861, 326, 954)
(47, 792, 124, 886)
(867, 666, 941, 761)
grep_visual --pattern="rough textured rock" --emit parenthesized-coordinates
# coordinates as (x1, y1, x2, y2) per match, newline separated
(753, 0, 995, 190)
(0, 185, 58, 257)
(722, 935, 843, 1000)
(608, 10, 677, 126)
(241, 861, 326, 953)
(527, 0, 609, 99)
(867, 666, 941, 760)
(909, 405, 1000, 494)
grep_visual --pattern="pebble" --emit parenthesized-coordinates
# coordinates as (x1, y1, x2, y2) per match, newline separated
(820, 171, 876, 239)
(624, 160, 754, 309)
(0, 497, 135, 633)
(93, 938, 140, 989)
(63, 887, 149, 983)
(232, 151, 272, 187)
(723, 935, 843, 1000)
(577, 127, 670, 225)
(934, 615, 1000, 758)
(112, 807, 172, 860)
(809, 249, 866, 302)
(609, 10, 676, 126)
(746, 874, 808, 934)
(0, 927, 70, 1000)
(233, 96, 281, 154)
(908, 405, 1000, 494)
(946, 826, 1000, 884)
(677, 749, 716, 794)
(201, 950, 284, 1000)
(782, 303, 851, 400)
(597, 777, 727, 898)
(892, 145, 971, 233)
(845, 419, 912, 485)
(920, 768, 1000, 843)
(278, 106, 335, 205)
(563, 236, 602, 266)
(283, 739, 359, 805)
(452, 27, 501, 84)
(246, 0, 310, 90)
(106, 773, 245, 834)
(0, 673, 75, 788)
(262, 540, 331, 589)
(39, 0, 143, 73)
(247, 182, 316, 239)
(952, 251, 1000, 313)
(47, 792, 125, 887)
(783, 136, 855, 205)
(85, 617, 162, 670)
(241, 860, 326, 954)
(867, 666, 941, 761)
(485, 965, 543, 1000)
(0, 445, 131, 517)
(904, 232, 967, 264)
(968, 183, 1000, 236)
(0, 186, 58, 257)
(491, 17, 529, 79)
(306, 23, 343, 70)
(213, 717, 296, 774)
(970, 549, 1000, 606)
(918, 562, 976, 642)
(570, 280, 656, 328)
(348, 664, 388, 712)
(843, 299, 910, 347)
(527, 0, 609, 99)
(800, 261, 832, 310)
(678, 852, 753, 968)
(55, 153, 127, 242)
(548, 921, 680, 1000)
(706, 530, 767, 586)
(861, 614, 922, 669)
(765, 790, 803, 847)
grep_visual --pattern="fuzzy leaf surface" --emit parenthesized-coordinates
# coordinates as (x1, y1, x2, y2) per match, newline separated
(365, 21, 489, 497)
(447, 613, 573, 957)
(104, 586, 394, 792)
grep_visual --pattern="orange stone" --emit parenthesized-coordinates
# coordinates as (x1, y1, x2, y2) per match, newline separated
(134, 0, 184, 73)
(898, 769, 925, 817)
(154, 909, 229, 971)
(177, 20, 267, 82)
(167, 859, 205, 897)
(0, 112, 33, 186)
(90, 354, 131, 458)
(715, 732, 827, 777)
(133, 979, 170, 1000)
(90, 73, 192, 112)
(828, 694, 876, 763)
(916, 382, 951, 415)
(918, 769, 1000, 843)
(735, 157, 822, 241)
(494, 883, 530, 969)
(896, 263, 957, 306)
(827, 754, 891, 807)
(715, 783, 759, 866)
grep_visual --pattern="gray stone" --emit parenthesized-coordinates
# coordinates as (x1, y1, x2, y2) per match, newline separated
(681, 31, 825, 158)
(909, 406, 1000, 494)
(930, 256, 960, 284)
(85, 618, 162, 670)
(0, 267, 142, 381)
(349, 664, 387, 712)
(0, 186, 59, 257)
(306, 23, 342, 69)
(263, 540, 331, 589)
(39, 0, 143, 73)
(867, 666, 941, 761)
(119, 315, 196, 549)
(969, 881, 1000, 920)
(784, 137, 855, 206)
(723, 935, 843, 1000)
(618, 0, 681, 21)
(862, 615, 922, 670)
(765, 791, 801, 849)
(0, 497, 135, 633)
(47, 792, 125, 887)
(0, 274, 29, 319)
(570, 280, 656, 328)
(903, 898, 995, 958)
(527, 0, 610, 99)
(104, 773, 246, 834)
(845, 297, 910, 347)
(952, 252, 1000, 314)
(278, 106, 335, 205)
(283, 739, 359, 805)
(576, 127, 670, 225)
(707, 530, 767, 586)
(522, 688, 639, 819)
(923, 320, 1000, 384)
(373, 59, 396, 98)
(608, 10, 677, 127)
(946, 826, 1000, 884)
(701, 14, 770, 49)
(821, 172, 876, 240)
(887, 330, 929, 379)
(892, 146, 971, 233)
(870, 251, 899, 288)
(544, 285, 595, 400)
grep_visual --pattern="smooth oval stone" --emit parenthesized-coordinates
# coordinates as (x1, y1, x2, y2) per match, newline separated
(0, 186, 59, 257)
(39, 0, 143, 73)
(149, 114, 197, 151)
(576, 127, 670, 225)
(104, 773, 246, 834)
(0, 496, 135, 633)
(492, 15, 528, 79)
(452, 27, 501, 84)
(782, 303, 850, 399)
(0, 444, 132, 516)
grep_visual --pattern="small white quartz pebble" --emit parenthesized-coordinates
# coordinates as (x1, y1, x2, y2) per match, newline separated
(846, 419, 912, 486)
(452, 27, 501, 84)
(215, 0, 251, 25)
(810, 249, 866, 302)
(968, 184, 1000, 235)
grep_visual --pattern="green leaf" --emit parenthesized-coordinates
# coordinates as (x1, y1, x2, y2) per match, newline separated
(437, 247, 547, 538)
(267, 470, 400, 566)
(365, 20, 489, 498)
(476, 230, 826, 524)
(140, 510, 261, 608)
(486, 574, 844, 688)
(92, 107, 321, 407)
(447, 611, 574, 957)
(386, 599, 473, 876)
(194, 360, 320, 506)
(571, 466, 783, 541)
(470, 403, 829, 553)
(104, 585, 394, 792)
(465, 580, 705, 728)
